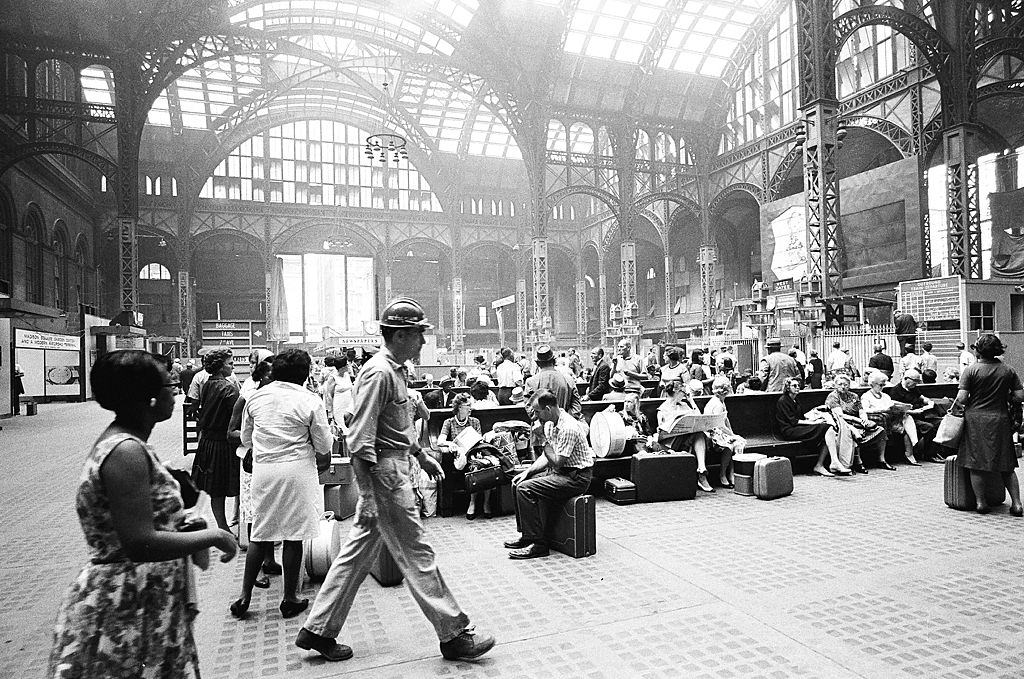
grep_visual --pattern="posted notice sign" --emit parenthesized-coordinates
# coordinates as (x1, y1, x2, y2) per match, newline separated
(15, 329, 79, 351)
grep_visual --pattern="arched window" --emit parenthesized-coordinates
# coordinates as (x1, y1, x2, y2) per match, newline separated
(0, 185, 14, 296)
(139, 262, 172, 280)
(36, 59, 75, 101)
(22, 206, 45, 304)
(53, 222, 69, 310)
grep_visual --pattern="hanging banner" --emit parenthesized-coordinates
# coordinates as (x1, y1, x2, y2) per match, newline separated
(768, 205, 808, 281)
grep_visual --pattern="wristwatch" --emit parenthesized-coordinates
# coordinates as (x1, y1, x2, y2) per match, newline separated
(45, 365, 80, 385)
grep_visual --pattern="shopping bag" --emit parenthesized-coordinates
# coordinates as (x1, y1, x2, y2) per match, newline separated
(933, 412, 964, 449)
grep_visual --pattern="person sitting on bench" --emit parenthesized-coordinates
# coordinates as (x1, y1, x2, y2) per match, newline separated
(503, 389, 594, 560)
(654, 377, 715, 492)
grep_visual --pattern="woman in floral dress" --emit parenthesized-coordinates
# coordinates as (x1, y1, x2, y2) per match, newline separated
(48, 350, 236, 679)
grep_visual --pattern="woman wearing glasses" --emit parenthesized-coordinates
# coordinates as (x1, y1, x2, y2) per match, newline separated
(49, 350, 237, 678)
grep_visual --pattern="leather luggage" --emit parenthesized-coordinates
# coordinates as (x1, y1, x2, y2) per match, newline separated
(604, 477, 637, 505)
(753, 456, 793, 500)
(943, 455, 1006, 510)
(732, 453, 767, 496)
(630, 452, 696, 502)
(464, 465, 506, 493)
(319, 456, 353, 485)
(487, 481, 516, 516)
(302, 512, 344, 580)
(370, 547, 404, 587)
(546, 494, 596, 558)
(323, 483, 357, 521)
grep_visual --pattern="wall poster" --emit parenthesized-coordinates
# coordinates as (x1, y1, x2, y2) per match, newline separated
(15, 328, 82, 398)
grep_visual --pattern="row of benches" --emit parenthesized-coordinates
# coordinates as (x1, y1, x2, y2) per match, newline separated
(429, 383, 958, 516)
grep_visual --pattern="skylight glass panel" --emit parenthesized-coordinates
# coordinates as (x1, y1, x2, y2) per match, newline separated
(657, 0, 764, 76)
(80, 66, 113, 105)
(469, 109, 522, 159)
(563, 0, 664, 64)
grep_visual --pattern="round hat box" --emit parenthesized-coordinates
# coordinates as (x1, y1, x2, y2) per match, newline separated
(303, 512, 344, 580)
(590, 410, 638, 458)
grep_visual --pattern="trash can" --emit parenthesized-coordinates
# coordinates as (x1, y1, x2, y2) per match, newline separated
(24, 401, 37, 416)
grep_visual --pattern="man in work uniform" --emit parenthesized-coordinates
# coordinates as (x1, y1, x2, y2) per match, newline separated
(296, 297, 495, 663)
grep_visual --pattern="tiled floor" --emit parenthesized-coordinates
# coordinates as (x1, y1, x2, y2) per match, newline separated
(3, 398, 1023, 678)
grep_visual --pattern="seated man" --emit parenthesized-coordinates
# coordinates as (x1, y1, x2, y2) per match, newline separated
(890, 368, 943, 462)
(504, 389, 594, 560)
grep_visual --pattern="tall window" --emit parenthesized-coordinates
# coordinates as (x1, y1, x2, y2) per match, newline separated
(0, 188, 13, 296)
(53, 225, 68, 310)
(23, 210, 44, 304)
(200, 121, 442, 211)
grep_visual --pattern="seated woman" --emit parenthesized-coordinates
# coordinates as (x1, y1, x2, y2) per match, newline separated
(469, 380, 499, 409)
(775, 377, 841, 477)
(703, 375, 746, 488)
(861, 369, 914, 466)
(659, 348, 689, 397)
(825, 372, 883, 474)
(437, 394, 491, 519)
(655, 377, 715, 492)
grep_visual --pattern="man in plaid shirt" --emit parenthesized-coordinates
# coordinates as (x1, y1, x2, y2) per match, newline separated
(504, 389, 594, 559)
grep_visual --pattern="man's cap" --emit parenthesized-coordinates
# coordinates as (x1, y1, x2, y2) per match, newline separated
(511, 386, 525, 403)
(536, 345, 555, 362)
(379, 297, 432, 329)
(440, 377, 455, 387)
(956, 341, 965, 349)
(766, 337, 782, 347)
(609, 374, 626, 389)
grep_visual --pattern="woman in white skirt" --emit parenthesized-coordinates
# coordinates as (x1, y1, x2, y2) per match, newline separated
(232, 349, 333, 620)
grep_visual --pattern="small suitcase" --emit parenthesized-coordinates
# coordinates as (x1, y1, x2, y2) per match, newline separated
(630, 452, 697, 502)
(323, 482, 358, 521)
(733, 453, 767, 496)
(753, 456, 793, 500)
(488, 482, 516, 516)
(604, 477, 637, 505)
(370, 547, 404, 587)
(943, 455, 1006, 510)
(547, 494, 596, 558)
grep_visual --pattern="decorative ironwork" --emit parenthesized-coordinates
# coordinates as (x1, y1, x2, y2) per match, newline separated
(177, 270, 191, 356)
(451, 276, 465, 350)
(516, 278, 527, 353)
(575, 279, 587, 348)
(531, 236, 549, 328)
(118, 217, 138, 314)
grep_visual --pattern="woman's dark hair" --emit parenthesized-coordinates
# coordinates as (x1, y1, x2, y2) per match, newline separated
(251, 358, 274, 383)
(335, 355, 348, 368)
(272, 348, 312, 384)
(323, 355, 336, 368)
(470, 380, 490, 401)
(91, 350, 166, 413)
(975, 333, 1005, 359)
(451, 392, 472, 414)
(204, 349, 233, 374)
(921, 368, 937, 384)
(691, 350, 703, 364)
(666, 348, 680, 362)
(747, 376, 764, 390)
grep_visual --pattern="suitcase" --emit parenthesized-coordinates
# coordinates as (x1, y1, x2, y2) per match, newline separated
(323, 482, 358, 521)
(370, 547, 404, 587)
(604, 477, 637, 505)
(753, 456, 793, 500)
(943, 455, 1006, 510)
(302, 512, 344, 580)
(464, 465, 506, 493)
(487, 482, 516, 516)
(733, 453, 767, 497)
(630, 452, 696, 502)
(546, 494, 596, 558)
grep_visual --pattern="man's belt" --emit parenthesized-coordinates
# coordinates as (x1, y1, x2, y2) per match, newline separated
(377, 448, 409, 459)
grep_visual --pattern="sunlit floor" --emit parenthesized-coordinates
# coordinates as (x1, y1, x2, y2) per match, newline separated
(3, 398, 1023, 678)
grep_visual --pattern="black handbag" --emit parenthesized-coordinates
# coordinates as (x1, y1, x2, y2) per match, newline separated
(464, 465, 506, 493)
(168, 467, 200, 509)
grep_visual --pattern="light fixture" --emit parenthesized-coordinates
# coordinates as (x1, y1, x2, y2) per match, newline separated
(365, 133, 409, 165)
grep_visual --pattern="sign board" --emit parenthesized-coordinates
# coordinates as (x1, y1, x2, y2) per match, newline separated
(15, 329, 79, 351)
(769, 205, 808, 281)
(491, 294, 516, 309)
(14, 328, 82, 398)
(898, 276, 962, 330)
(200, 319, 268, 354)
(771, 278, 795, 294)
(775, 292, 800, 308)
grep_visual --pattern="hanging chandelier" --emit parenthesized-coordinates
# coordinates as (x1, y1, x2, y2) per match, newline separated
(364, 133, 409, 164)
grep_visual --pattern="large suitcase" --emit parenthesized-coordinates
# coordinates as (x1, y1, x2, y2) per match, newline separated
(733, 452, 767, 497)
(370, 547, 404, 587)
(753, 456, 793, 500)
(546, 494, 596, 558)
(630, 452, 696, 502)
(303, 512, 344, 580)
(943, 455, 1006, 510)
(604, 477, 637, 505)
(319, 456, 353, 485)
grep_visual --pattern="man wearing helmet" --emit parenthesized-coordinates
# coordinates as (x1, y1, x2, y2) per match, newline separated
(297, 298, 495, 664)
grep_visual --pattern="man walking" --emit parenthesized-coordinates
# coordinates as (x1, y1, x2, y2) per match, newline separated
(504, 389, 594, 560)
(296, 297, 495, 663)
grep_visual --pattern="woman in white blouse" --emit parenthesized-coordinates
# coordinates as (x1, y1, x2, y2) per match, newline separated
(233, 349, 332, 621)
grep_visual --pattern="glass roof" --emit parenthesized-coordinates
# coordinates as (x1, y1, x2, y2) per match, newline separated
(93, 0, 781, 162)
(564, 0, 772, 77)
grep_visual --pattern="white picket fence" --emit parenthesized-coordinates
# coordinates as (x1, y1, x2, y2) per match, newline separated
(817, 325, 963, 378)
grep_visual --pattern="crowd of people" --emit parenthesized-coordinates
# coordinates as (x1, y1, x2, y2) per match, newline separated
(47, 296, 1023, 676)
